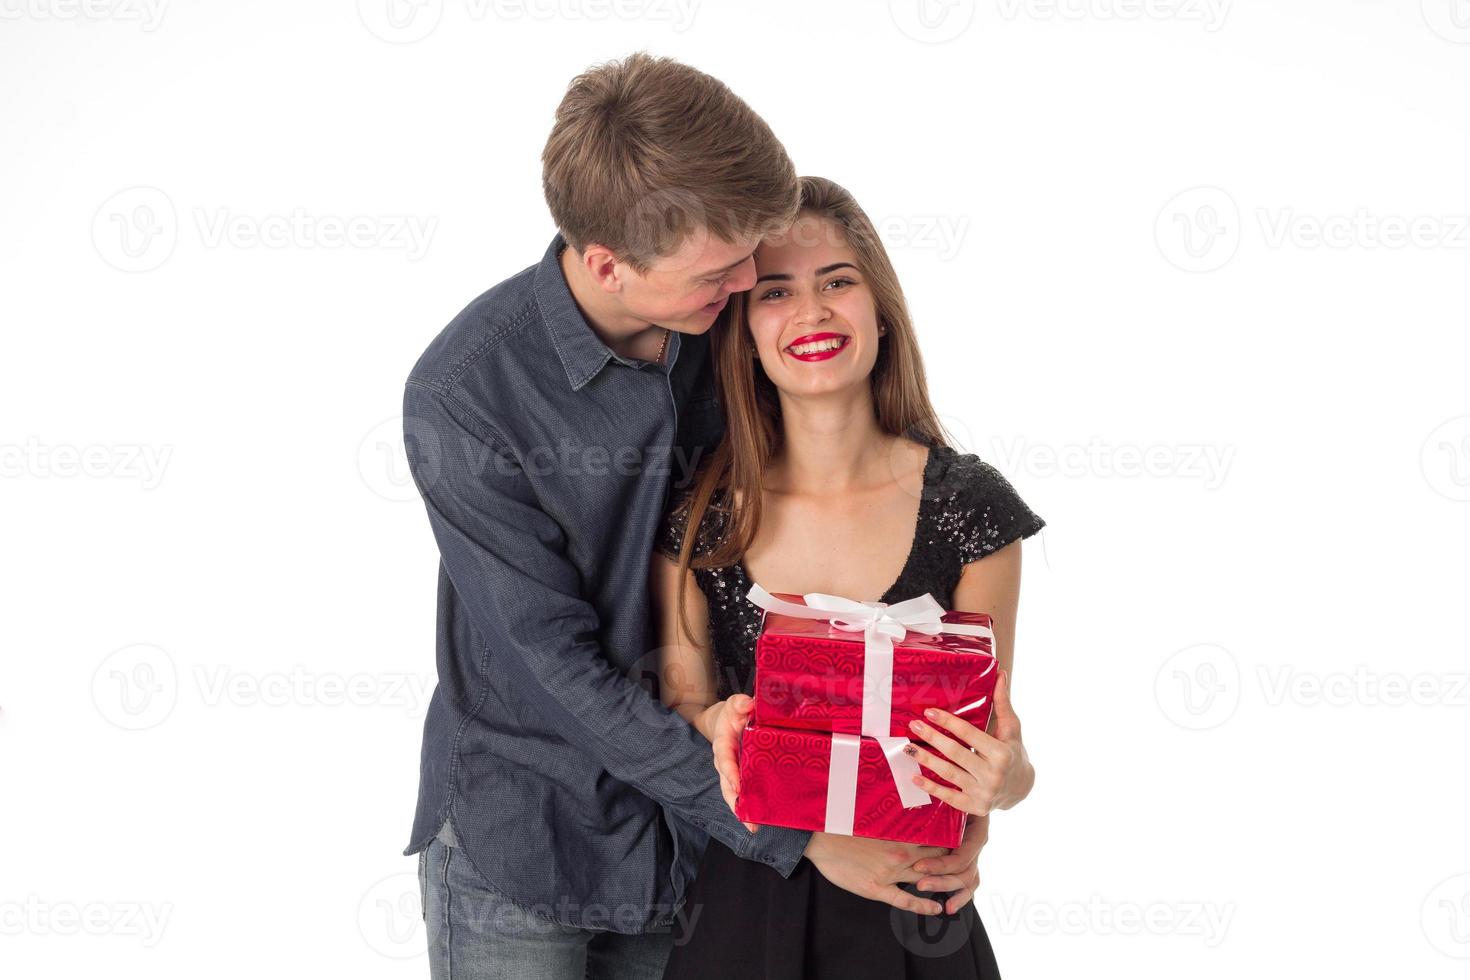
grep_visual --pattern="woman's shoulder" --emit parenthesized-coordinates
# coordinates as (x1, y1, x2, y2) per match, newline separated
(925, 443, 1046, 564)
(654, 482, 732, 563)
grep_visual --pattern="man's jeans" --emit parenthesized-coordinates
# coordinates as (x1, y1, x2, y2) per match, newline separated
(419, 823, 676, 980)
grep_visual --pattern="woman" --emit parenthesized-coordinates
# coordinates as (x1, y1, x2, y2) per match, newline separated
(651, 177, 1044, 979)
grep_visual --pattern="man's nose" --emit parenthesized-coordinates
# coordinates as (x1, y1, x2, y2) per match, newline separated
(725, 256, 758, 294)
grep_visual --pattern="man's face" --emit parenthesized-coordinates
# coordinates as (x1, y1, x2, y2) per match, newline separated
(616, 229, 760, 335)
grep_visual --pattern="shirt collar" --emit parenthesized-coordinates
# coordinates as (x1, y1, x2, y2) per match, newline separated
(534, 233, 683, 391)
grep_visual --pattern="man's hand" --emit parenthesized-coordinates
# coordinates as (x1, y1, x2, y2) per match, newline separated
(905, 670, 1035, 815)
(804, 833, 950, 916)
(709, 694, 758, 832)
(913, 814, 988, 914)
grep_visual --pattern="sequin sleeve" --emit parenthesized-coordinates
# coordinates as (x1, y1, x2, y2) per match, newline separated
(950, 456, 1046, 565)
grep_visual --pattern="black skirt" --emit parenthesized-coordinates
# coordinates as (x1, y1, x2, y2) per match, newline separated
(662, 839, 1002, 980)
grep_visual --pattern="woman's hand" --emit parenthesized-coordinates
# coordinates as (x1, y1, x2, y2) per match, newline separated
(913, 814, 989, 915)
(708, 694, 759, 832)
(903, 670, 1034, 815)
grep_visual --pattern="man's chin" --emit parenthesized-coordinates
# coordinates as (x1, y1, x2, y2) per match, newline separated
(669, 311, 721, 336)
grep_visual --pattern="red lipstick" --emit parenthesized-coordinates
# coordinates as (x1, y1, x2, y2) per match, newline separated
(784, 331, 850, 362)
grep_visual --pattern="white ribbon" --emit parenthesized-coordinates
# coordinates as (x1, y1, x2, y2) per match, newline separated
(746, 583, 995, 836)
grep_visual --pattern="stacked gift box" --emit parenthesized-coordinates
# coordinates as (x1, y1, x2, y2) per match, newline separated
(734, 586, 1000, 849)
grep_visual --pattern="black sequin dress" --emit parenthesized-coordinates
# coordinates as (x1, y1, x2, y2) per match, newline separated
(656, 443, 1045, 980)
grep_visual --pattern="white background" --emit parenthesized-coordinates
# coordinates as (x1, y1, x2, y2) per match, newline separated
(3, 0, 1469, 976)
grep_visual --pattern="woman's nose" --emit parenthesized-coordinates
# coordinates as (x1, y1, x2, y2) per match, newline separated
(794, 293, 830, 327)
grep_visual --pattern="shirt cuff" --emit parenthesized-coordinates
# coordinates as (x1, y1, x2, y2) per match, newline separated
(739, 825, 812, 878)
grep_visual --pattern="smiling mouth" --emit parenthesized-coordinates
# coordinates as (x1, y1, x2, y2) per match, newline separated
(784, 332, 850, 359)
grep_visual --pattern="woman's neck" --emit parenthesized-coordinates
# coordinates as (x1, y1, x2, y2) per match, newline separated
(769, 389, 898, 496)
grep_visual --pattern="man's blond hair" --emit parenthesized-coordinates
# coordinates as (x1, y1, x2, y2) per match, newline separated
(542, 53, 799, 273)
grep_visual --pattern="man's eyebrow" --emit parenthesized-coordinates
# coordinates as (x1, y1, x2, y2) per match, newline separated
(696, 251, 757, 279)
(755, 262, 857, 284)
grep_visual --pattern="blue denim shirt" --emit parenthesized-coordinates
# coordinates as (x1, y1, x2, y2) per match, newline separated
(402, 234, 811, 933)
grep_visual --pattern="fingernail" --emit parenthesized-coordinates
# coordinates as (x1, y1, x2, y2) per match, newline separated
(909, 719, 924, 732)
(924, 708, 939, 719)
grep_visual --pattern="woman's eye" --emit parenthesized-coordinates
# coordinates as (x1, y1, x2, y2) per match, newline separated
(824, 277, 855, 290)
(759, 288, 788, 301)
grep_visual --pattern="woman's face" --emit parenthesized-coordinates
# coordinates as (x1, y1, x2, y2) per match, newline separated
(745, 214, 881, 398)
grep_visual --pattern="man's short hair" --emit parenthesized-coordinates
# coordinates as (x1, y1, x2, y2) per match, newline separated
(542, 53, 799, 273)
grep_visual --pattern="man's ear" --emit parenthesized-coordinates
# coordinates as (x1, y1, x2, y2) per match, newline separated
(579, 242, 624, 293)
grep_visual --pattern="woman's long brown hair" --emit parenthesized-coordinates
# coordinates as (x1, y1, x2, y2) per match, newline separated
(671, 176, 954, 644)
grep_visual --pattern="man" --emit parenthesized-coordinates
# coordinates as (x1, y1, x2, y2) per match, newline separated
(402, 53, 982, 979)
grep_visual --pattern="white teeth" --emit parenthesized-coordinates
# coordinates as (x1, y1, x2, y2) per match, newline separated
(788, 337, 846, 355)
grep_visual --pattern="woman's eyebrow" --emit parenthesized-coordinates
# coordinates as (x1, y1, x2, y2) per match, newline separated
(755, 262, 857, 284)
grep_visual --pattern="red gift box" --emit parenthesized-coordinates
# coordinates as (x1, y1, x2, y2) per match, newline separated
(734, 724, 967, 848)
(750, 591, 999, 737)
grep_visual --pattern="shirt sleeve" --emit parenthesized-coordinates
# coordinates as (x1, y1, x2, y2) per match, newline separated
(402, 380, 809, 875)
(955, 459, 1047, 565)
